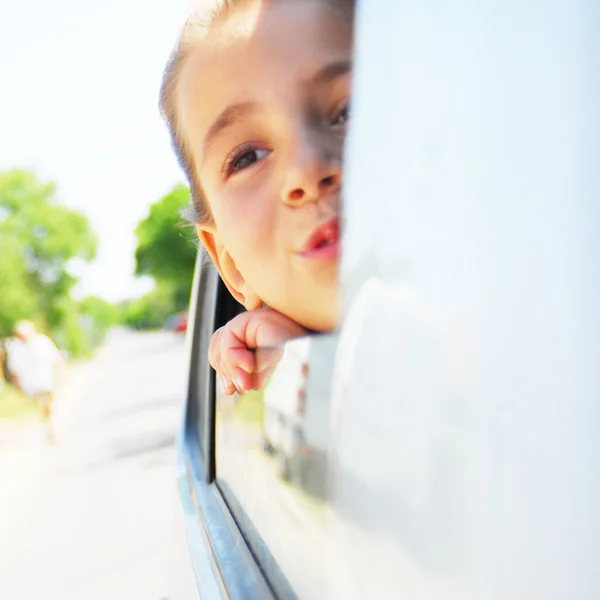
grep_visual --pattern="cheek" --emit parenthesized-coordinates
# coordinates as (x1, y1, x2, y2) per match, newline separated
(214, 188, 277, 259)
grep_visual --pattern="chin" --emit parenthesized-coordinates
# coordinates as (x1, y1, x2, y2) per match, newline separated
(267, 282, 340, 333)
(296, 302, 339, 333)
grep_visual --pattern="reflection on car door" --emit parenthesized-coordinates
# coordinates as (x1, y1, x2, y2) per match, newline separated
(170, 1, 599, 599)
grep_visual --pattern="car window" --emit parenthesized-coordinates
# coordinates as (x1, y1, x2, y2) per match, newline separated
(215, 333, 341, 599)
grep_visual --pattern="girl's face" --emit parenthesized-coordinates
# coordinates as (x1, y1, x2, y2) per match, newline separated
(177, 0, 353, 331)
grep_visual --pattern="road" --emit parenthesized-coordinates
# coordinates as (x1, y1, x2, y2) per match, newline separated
(0, 328, 187, 600)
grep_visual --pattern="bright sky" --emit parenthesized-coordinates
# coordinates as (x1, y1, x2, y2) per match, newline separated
(0, 0, 190, 302)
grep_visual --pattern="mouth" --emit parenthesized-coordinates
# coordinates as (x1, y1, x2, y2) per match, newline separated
(299, 216, 340, 260)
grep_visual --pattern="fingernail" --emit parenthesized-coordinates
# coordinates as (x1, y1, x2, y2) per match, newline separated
(219, 375, 228, 391)
(234, 376, 246, 394)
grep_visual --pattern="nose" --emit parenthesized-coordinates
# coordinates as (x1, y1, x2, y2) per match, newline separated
(280, 127, 342, 206)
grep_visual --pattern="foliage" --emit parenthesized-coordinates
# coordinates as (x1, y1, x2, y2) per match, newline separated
(0, 171, 197, 353)
(127, 184, 198, 328)
(0, 384, 36, 421)
(78, 295, 119, 344)
(119, 282, 180, 331)
(134, 183, 197, 311)
(0, 169, 98, 354)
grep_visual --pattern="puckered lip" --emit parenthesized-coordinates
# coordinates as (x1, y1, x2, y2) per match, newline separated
(299, 216, 340, 259)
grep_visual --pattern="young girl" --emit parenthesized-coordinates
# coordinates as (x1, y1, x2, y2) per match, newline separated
(160, 0, 354, 395)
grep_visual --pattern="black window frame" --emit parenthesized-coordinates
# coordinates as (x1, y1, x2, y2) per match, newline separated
(177, 256, 279, 600)
(209, 277, 300, 600)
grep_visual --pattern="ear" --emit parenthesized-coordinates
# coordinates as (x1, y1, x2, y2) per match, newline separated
(196, 224, 263, 311)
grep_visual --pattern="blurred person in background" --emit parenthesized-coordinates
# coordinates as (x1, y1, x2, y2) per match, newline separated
(0, 337, 14, 387)
(7, 320, 63, 442)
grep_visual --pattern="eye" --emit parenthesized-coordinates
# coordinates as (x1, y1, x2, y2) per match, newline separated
(225, 146, 270, 176)
(331, 100, 350, 126)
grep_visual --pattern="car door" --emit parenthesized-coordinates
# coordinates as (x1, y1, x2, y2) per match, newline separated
(170, 0, 598, 598)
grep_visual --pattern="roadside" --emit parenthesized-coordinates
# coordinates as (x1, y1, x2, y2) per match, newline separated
(0, 358, 90, 545)
(0, 328, 186, 600)
(0, 386, 37, 423)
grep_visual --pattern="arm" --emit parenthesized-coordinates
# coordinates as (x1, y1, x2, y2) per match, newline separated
(6, 344, 22, 391)
(209, 307, 308, 396)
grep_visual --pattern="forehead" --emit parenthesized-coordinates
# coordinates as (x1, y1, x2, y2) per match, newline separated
(176, 0, 352, 160)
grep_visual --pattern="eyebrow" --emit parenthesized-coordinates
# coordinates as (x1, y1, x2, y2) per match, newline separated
(202, 60, 352, 159)
(203, 101, 258, 159)
(310, 59, 352, 86)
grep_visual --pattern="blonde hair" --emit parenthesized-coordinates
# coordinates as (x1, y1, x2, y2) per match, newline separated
(160, 1, 242, 224)
(159, 0, 354, 224)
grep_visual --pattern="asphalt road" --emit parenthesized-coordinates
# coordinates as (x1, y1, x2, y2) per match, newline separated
(0, 328, 187, 600)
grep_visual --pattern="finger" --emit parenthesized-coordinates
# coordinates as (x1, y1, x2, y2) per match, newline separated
(223, 346, 256, 375)
(209, 327, 224, 372)
(250, 348, 285, 390)
(231, 367, 253, 395)
(221, 326, 256, 372)
(252, 368, 272, 391)
(255, 346, 284, 374)
(220, 374, 236, 396)
(212, 327, 256, 375)
(217, 348, 255, 396)
(210, 328, 256, 390)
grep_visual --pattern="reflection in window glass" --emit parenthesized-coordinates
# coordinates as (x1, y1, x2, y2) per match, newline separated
(215, 330, 469, 600)
(215, 335, 337, 599)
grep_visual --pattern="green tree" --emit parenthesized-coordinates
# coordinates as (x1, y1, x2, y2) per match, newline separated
(134, 184, 197, 311)
(0, 169, 97, 352)
(119, 282, 179, 331)
(79, 295, 119, 345)
(80, 296, 119, 331)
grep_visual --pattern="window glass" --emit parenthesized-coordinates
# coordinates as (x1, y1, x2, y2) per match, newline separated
(215, 334, 341, 599)
(215, 331, 457, 600)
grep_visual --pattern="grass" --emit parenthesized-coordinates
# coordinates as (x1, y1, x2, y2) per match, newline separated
(0, 384, 37, 421)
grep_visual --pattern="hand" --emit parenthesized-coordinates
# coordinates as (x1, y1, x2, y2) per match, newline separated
(209, 307, 308, 396)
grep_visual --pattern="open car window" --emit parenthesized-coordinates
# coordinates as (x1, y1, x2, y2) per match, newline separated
(215, 331, 338, 598)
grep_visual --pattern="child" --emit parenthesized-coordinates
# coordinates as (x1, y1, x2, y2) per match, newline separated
(160, 0, 354, 394)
